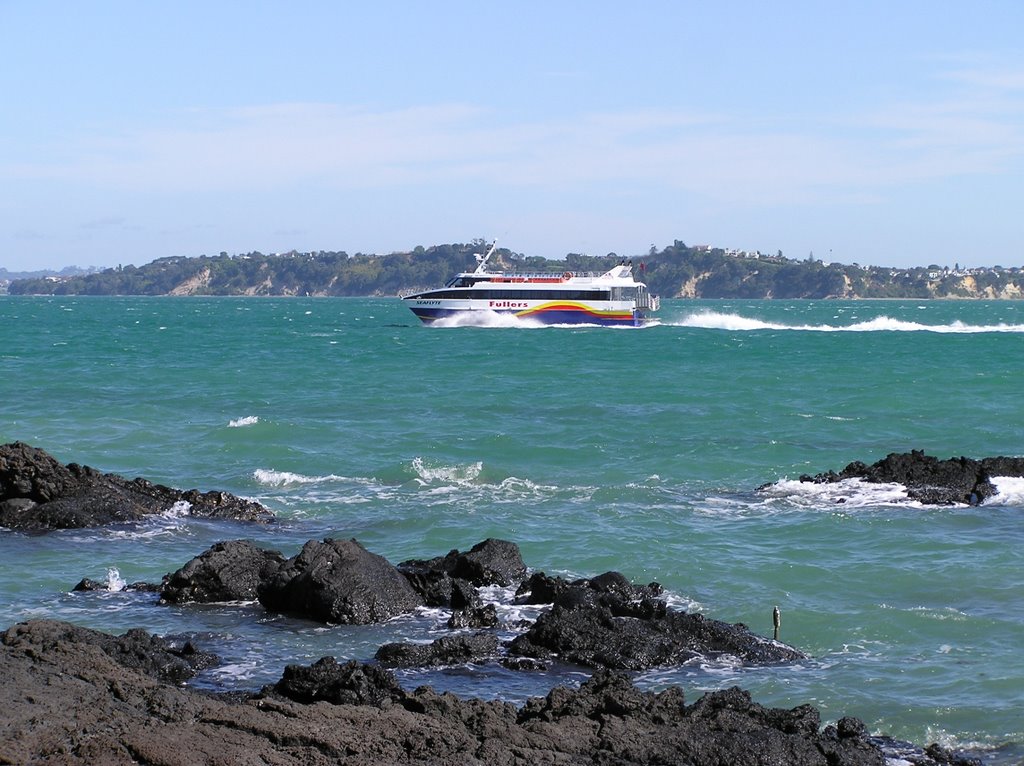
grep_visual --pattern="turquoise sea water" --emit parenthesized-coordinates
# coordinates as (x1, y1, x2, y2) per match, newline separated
(2, 296, 1023, 763)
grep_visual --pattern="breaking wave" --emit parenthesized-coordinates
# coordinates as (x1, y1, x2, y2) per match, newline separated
(985, 476, 1024, 506)
(105, 567, 127, 592)
(756, 474, 1024, 509)
(756, 478, 926, 508)
(410, 456, 483, 485)
(430, 311, 547, 329)
(252, 469, 346, 486)
(164, 500, 192, 517)
(673, 311, 1024, 333)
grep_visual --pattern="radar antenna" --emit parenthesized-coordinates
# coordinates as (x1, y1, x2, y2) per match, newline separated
(472, 240, 498, 274)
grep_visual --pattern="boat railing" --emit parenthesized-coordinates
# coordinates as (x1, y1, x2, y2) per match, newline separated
(636, 290, 660, 311)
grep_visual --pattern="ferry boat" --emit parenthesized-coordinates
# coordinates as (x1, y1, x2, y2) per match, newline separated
(402, 242, 660, 326)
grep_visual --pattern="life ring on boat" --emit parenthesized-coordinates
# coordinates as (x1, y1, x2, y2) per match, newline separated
(563, 271, 573, 280)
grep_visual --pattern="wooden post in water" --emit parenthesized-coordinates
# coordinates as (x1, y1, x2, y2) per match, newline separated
(772, 605, 781, 641)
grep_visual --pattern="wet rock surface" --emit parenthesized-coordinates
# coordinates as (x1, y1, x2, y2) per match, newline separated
(796, 450, 1024, 505)
(514, 569, 663, 607)
(271, 655, 405, 707)
(0, 442, 273, 530)
(376, 631, 501, 668)
(73, 577, 162, 593)
(161, 539, 286, 604)
(258, 537, 425, 624)
(146, 537, 805, 673)
(397, 537, 528, 612)
(1, 618, 218, 686)
(447, 603, 499, 629)
(400, 537, 528, 589)
(0, 619, 980, 766)
(508, 574, 805, 669)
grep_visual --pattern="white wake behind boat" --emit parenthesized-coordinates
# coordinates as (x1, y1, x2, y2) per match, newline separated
(401, 241, 660, 326)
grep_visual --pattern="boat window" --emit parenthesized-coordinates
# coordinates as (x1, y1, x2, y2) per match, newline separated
(419, 288, 615, 301)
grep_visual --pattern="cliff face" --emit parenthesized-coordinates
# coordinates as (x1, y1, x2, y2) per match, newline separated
(660, 267, 1023, 300)
(924, 275, 1022, 300)
(169, 267, 211, 295)
(677, 272, 711, 298)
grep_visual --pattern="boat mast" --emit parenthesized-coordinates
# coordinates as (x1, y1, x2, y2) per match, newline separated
(473, 240, 498, 274)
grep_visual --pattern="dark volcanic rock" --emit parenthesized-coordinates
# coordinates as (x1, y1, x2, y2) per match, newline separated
(0, 618, 973, 766)
(514, 673, 886, 765)
(397, 564, 481, 609)
(797, 450, 1024, 505)
(400, 537, 527, 589)
(1, 619, 217, 685)
(375, 632, 500, 668)
(0, 441, 273, 530)
(258, 537, 424, 624)
(455, 538, 528, 585)
(509, 575, 805, 670)
(271, 656, 405, 707)
(161, 539, 286, 604)
(515, 570, 663, 606)
(73, 577, 161, 593)
(447, 603, 499, 629)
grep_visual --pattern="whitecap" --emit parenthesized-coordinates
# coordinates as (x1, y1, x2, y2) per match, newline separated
(921, 727, 997, 758)
(430, 310, 547, 329)
(674, 312, 786, 331)
(252, 468, 345, 486)
(165, 500, 192, 517)
(228, 415, 259, 427)
(105, 567, 127, 592)
(410, 457, 483, 485)
(757, 478, 926, 508)
(984, 476, 1024, 505)
(795, 414, 857, 421)
(901, 605, 969, 622)
(663, 591, 704, 613)
(668, 311, 1024, 334)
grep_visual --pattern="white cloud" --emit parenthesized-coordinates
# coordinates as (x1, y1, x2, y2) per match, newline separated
(4, 63, 1024, 212)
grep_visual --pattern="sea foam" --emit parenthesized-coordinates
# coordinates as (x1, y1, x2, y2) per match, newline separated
(253, 468, 345, 486)
(410, 456, 483, 485)
(985, 476, 1024, 505)
(165, 500, 192, 517)
(673, 311, 1024, 334)
(758, 478, 925, 508)
(430, 311, 546, 329)
(105, 567, 127, 592)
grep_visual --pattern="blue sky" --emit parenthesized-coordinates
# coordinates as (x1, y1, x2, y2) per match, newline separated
(3, 1, 1023, 271)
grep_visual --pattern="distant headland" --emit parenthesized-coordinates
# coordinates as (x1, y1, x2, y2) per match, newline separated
(4, 240, 1023, 299)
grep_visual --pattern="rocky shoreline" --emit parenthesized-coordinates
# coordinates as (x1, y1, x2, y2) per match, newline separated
(0, 618, 977, 766)
(0, 441, 272, 530)
(1, 443, 1000, 764)
(782, 450, 1024, 505)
